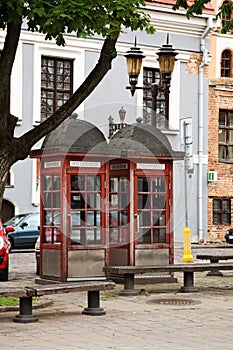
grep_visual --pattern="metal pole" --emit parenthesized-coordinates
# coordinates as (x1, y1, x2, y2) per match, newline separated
(182, 120, 194, 262)
(184, 125, 189, 228)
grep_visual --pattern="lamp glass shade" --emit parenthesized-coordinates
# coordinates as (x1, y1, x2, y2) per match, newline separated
(118, 107, 126, 122)
(158, 54, 176, 74)
(126, 56, 143, 77)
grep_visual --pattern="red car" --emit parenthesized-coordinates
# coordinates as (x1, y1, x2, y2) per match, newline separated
(0, 219, 9, 281)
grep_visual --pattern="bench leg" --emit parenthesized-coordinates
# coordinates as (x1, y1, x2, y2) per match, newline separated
(179, 272, 198, 293)
(207, 261, 223, 276)
(13, 297, 39, 323)
(119, 273, 139, 296)
(82, 290, 105, 316)
(207, 270, 223, 276)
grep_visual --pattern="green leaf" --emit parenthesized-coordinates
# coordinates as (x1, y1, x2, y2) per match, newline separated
(0, 0, 155, 45)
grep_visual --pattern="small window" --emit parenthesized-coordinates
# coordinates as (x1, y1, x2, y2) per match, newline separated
(143, 67, 167, 128)
(222, 1, 232, 30)
(218, 110, 233, 162)
(213, 198, 231, 225)
(221, 50, 231, 77)
(41, 57, 73, 121)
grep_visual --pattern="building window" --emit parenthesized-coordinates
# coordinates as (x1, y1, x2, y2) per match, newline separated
(143, 68, 166, 127)
(221, 50, 231, 77)
(222, 1, 232, 30)
(41, 57, 73, 121)
(218, 110, 233, 162)
(213, 198, 231, 225)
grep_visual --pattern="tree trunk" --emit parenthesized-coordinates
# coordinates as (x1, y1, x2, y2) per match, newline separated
(0, 154, 13, 211)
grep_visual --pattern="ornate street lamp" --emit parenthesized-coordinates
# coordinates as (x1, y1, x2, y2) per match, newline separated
(108, 107, 128, 138)
(157, 35, 177, 82)
(125, 38, 145, 96)
(118, 106, 126, 122)
(125, 34, 178, 128)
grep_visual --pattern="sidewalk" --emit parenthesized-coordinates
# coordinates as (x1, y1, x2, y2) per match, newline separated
(1, 248, 233, 350)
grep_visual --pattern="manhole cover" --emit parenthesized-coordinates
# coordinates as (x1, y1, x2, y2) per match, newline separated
(148, 298, 201, 305)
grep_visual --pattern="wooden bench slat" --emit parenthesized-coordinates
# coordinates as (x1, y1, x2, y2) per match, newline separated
(0, 281, 115, 323)
(0, 288, 29, 298)
(104, 262, 233, 275)
(26, 281, 115, 297)
(103, 263, 233, 296)
(196, 255, 233, 260)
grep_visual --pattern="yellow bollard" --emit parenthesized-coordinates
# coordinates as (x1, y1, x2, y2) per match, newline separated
(182, 227, 194, 262)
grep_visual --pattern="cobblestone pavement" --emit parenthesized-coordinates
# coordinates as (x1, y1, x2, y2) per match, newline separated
(1, 246, 233, 350)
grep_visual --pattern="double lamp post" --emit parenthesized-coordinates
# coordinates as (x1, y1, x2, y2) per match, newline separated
(109, 35, 178, 135)
(125, 36, 177, 128)
(124, 36, 193, 261)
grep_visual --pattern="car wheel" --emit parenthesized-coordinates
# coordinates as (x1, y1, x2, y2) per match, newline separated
(36, 258, 40, 275)
(8, 237, 14, 251)
(0, 262, 9, 281)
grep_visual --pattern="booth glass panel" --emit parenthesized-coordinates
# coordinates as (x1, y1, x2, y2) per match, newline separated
(53, 192, 60, 208)
(53, 175, 60, 190)
(153, 228, 166, 243)
(139, 211, 151, 226)
(110, 228, 128, 244)
(87, 175, 101, 191)
(138, 228, 151, 243)
(70, 175, 102, 245)
(138, 193, 149, 209)
(153, 194, 165, 209)
(110, 178, 118, 192)
(137, 177, 150, 192)
(42, 174, 61, 244)
(71, 175, 85, 191)
(71, 229, 81, 244)
(44, 192, 51, 208)
(152, 177, 165, 192)
(87, 229, 101, 244)
(153, 212, 166, 226)
(88, 193, 101, 209)
(71, 193, 85, 209)
(109, 176, 129, 244)
(120, 210, 128, 225)
(137, 176, 167, 244)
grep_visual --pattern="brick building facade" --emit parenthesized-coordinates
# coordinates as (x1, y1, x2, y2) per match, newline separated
(207, 0, 233, 242)
(208, 80, 233, 241)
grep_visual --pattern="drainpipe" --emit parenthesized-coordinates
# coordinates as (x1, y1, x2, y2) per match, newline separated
(198, 17, 214, 242)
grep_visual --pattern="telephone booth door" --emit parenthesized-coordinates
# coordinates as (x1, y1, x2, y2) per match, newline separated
(108, 161, 131, 266)
(134, 164, 173, 267)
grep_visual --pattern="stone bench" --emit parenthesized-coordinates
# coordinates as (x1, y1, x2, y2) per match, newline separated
(196, 254, 233, 276)
(103, 263, 233, 296)
(0, 280, 115, 323)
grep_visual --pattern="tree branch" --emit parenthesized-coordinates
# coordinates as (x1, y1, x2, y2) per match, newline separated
(13, 36, 118, 159)
(0, 22, 21, 137)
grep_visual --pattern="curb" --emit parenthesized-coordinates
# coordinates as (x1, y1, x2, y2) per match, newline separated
(0, 299, 53, 312)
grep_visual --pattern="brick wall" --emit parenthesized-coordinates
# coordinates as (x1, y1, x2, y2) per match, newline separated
(208, 79, 233, 241)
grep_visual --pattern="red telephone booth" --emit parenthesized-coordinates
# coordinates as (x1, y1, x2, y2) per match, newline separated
(31, 116, 183, 282)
